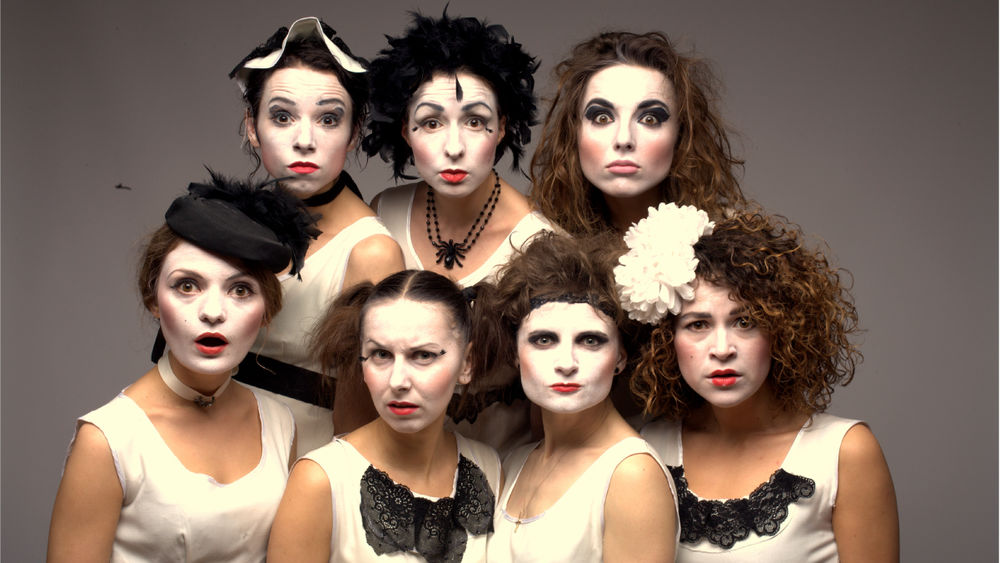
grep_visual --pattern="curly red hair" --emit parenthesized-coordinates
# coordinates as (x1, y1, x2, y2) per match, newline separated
(631, 211, 861, 419)
(530, 31, 745, 235)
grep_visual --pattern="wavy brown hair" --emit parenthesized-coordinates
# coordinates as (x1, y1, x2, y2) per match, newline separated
(137, 225, 282, 324)
(631, 211, 861, 420)
(530, 31, 745, 235)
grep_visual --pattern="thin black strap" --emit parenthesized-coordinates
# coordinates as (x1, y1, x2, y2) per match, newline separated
(235, 354, 333, 408)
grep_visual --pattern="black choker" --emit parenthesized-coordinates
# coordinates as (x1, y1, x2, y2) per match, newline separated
(301, 171, 361, 207)
(425, 170, 501, 269)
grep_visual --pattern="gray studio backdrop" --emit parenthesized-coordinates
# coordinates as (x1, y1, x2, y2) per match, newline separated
(2, 0, 996, 560)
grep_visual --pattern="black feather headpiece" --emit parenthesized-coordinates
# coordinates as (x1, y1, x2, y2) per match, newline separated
(361, 10, 539, 179)
(165, 171, 319, 276)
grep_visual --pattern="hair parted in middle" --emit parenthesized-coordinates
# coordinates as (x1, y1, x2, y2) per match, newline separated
(361, 10, 539, 179)
(630, 210, 861, 420)
(311, 269, 494, 402)
(530, 31, 746, 236)
(232, 20, 370, 173)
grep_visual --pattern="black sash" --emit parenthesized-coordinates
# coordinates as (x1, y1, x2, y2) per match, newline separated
(235, 354, 333, 408)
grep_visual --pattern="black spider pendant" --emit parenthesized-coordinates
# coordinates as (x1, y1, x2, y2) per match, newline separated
(433, 239, 468, 269)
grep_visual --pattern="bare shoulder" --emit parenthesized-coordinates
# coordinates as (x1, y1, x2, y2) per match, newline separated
(611, 451, 670, 487)
(832, 423, 899, 562)
(71, 421, 115, 461)
(350, 233, 403, 262)
(604, 452, 676, 562)
(839, 423, 888, 471)
(607, 452, 674, 516)
(287, 457, 332, 492)
(268, 458, 334, 562)
(344, 234, 404, 287)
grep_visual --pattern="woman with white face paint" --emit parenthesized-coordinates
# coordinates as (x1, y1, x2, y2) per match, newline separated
(363, 11, 550, 285)
(621, 205, 898, 561)
(531, 31, 746, 235)
(230, 18, 405, 448)
(267, 270, 500, 562)
(362, 11, 553, 455)
(480, 231, 677, 563)
(48, 174, 316, 562)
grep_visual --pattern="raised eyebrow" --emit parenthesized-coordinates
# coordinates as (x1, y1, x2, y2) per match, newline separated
(167, 268, 204, 280)
(316, 98, 347, 108)
(461, 101, 495, 114)
(583, 97, 615, 110)
(267, 96, 297, 107)
(412, 101, 445, 114)
(636, 99, 669, 110)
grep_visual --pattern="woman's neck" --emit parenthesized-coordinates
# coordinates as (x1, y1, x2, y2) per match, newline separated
(367, 416, 453, 478)
(602, 189, 662, 232)
(691, 386, 802, 437)
(426, 173, 501, 228)
(166, 352, 230, 398)
(538, 398, 618, 457)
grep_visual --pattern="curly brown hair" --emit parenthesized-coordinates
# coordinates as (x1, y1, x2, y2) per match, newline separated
(630, 211, 861, 420)
(475, 230, 646, 375)
(530, 31, 745, 236)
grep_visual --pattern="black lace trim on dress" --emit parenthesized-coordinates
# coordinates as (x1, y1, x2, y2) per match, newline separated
(669, 465, 815, 549)
(360, 455, 495, 562)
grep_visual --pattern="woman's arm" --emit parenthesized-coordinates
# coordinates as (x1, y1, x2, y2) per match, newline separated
(832, 424, 899, 562)
(47, 423, 123, 563)
(603, 453, 677, 563)
(267, 459, 333, 563)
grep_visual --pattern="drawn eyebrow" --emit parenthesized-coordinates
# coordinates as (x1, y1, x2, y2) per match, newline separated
(462, 101, 494, 114)
(584, 97, 614, 109)
(316, 98, 347, 108)
(267, 96, 297, 107)
(412, 101, 445, 114)
(636, 99, 669, 110)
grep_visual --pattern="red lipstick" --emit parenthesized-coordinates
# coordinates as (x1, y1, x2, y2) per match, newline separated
(551, 383, 581, 393)
(195, 333, 228, 356)
(289, 161, 319, 174)
(388, 401, 418, 415)
(440, 169, 468, 183)
(710, 369, 739, 387)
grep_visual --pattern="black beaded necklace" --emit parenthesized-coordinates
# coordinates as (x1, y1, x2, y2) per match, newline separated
(425, 170, 501, 269)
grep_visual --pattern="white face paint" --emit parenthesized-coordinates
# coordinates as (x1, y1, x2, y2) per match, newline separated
(361, 298, 471, 434)
(403, 72, 504, 200)
(674, 281, 772, 410)
(578, 64, 679, 202)
(155, 241, 267, 382)
(248, 65, 355, 200)
(516, 301, 624, 414)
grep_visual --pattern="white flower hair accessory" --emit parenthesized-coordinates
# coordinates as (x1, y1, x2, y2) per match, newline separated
(614, 202, 715, 324)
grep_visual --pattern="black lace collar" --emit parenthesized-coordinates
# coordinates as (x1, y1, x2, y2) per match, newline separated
(360, 454, 494, 562)
(669, 465, 815, 549)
